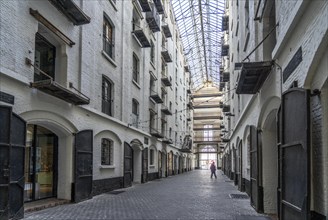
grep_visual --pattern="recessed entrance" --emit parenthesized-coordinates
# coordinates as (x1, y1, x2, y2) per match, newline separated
(25, 125, 58, 202)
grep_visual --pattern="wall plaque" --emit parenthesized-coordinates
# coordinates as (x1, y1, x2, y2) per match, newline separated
(283, 47, 302, 83)
(0, 91, 15, 105)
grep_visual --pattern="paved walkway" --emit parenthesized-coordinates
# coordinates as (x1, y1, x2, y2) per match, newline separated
(24, 170, 271, 220)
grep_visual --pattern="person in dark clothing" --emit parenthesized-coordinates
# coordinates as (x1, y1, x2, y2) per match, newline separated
(210, 161, 217, 178)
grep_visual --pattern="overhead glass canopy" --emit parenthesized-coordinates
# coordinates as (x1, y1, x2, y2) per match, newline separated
(171, 0, 225, 90)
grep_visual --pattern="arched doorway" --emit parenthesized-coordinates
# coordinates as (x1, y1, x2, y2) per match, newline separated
(167, 151, 173, 176)
(199, 145, 217, 169)
(25, 125, 58, 201)
(261, 110, 278, 214)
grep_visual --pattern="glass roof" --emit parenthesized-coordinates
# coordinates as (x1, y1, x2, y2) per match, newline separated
(171, 0, 225, 91)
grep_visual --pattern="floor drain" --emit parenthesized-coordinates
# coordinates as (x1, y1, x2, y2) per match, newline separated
(229, 194, 249, 199)
(107, 190, 125, 195)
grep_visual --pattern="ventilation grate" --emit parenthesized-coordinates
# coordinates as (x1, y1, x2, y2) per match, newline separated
(229, 194, 249, 199)
(107, 190, 125, 195)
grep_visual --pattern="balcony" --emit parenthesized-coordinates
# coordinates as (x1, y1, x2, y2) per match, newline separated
(193, 138, 220, 144)
(222, 15, 229, 31)
(192, 93, 221, 98)
(193, 104, 220, 109)
(132, 28, 151, 48)
(161, 104, 172, 115)
(153, 0, 164, 14)
(150, 127, 164, 138)
(137, 0, 151, 12)
(30, 79, 90, 105)
(193, 115, 221, 120)
(220, 72, 230, 82)
(146, 6, 160, 33)
(48, 0, 90, 25)
(161, 74, 172, 86)
(236, 61, 274, 94)
(161, 49, 173, 63)
(221, 44, 229, 56)
(150, 91, 163, 103)
(162, 24, 172, 38)
(162, 137, 173, 144)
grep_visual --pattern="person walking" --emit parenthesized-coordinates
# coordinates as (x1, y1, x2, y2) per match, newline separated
(210, 161, 217, 179)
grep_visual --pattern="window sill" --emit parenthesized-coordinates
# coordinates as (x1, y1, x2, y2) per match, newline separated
(99, 165, 115, 169)
(102, 50, 117, 67)
(150, 61, 156, 70)
(149, 165, 155, 168)
(109, 0, 118, 11)
(132, 80, 141, 89)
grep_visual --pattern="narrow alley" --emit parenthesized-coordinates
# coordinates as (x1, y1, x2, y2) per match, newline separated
(24, 170, 271, 220)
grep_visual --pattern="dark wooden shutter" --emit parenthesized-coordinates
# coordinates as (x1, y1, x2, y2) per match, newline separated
(141, 148, 148, 183)
(74, 130, 93, 203)
(123, 142, 133, 187)
(280, 88, 310, 220)
(0, 106, 26, 220)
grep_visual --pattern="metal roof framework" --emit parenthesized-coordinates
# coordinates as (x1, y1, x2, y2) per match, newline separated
(171, 0, 225, 90)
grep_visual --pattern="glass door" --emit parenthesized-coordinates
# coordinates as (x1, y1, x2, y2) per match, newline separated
(24, 125, 57, 202)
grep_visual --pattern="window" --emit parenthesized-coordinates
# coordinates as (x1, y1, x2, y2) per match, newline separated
(175, 87, 178, 101)
(132, 53, 139, 83)
(204, 125, 213, 141)
(150, 40, 155, 64)
(169, 127, 172, 138)
(102, 76, 113, 116)
(150, 149, 154, 165)
(101, 139, 113, 165)
(103, 15, 114, 58)
(132, 99, 139, 128)
(34, 33, 56, 82)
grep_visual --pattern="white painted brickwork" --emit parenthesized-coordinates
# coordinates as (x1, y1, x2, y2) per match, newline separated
(0, 0, 193, 200)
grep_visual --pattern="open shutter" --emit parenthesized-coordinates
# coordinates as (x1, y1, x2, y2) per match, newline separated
(123, 142, 133, 187)
(141, 148, 148, 183)
(0, 106, 26, 220)
(74, 130, 93, 203)
(250, 125, 259, 210)
(280, 88, 310, 220)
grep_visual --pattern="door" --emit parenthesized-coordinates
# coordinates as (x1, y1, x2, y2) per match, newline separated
(280, 88, 310, 220)
(141, 148, 148, 183)
(25, 125, 58, 202)
(0, 106, 26, 220)
(124, 142, 133, 187)
(250, 126, 263, 212)
(158, 151, 162, 178)
(238, 142, 243, 191)
(74, 130, 93, 203)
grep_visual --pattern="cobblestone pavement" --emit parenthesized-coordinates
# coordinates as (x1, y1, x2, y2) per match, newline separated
(24, 170, 271, 220)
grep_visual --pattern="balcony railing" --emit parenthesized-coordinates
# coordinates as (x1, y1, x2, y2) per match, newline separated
(150, 127, 164, 138)
(161, 48, 173, 63)
(48, 0, 90, 25)
(153, 0, 164, 14)
(161, 104, 172, 115)
(161, 74, 172, 86)
(146, 5, 160, 33)
(137, 0, 151, 12)
(150, 90, 163, 103)
(132, 25, 151, 48)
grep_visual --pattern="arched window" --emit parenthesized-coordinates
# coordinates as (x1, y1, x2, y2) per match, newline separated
(101, 138, 113, 165)
(132, 53, 139, 83)
(149, 149, 155, 165)
(132, 99, 139, 128)
(102, 76, 113, 116)
(103, 14, 114, 58)
(150, 40, 155, 64)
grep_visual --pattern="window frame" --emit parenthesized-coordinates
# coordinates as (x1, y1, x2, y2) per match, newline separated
(132, 53, 140, 83)
(102, 76, 113, 116)
(101, 138, 114, 166)
(150, 149, 155, 166)
(103, 14, 115, 59)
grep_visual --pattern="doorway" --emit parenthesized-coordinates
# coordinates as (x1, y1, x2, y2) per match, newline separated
(24, 125, 58, 202)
